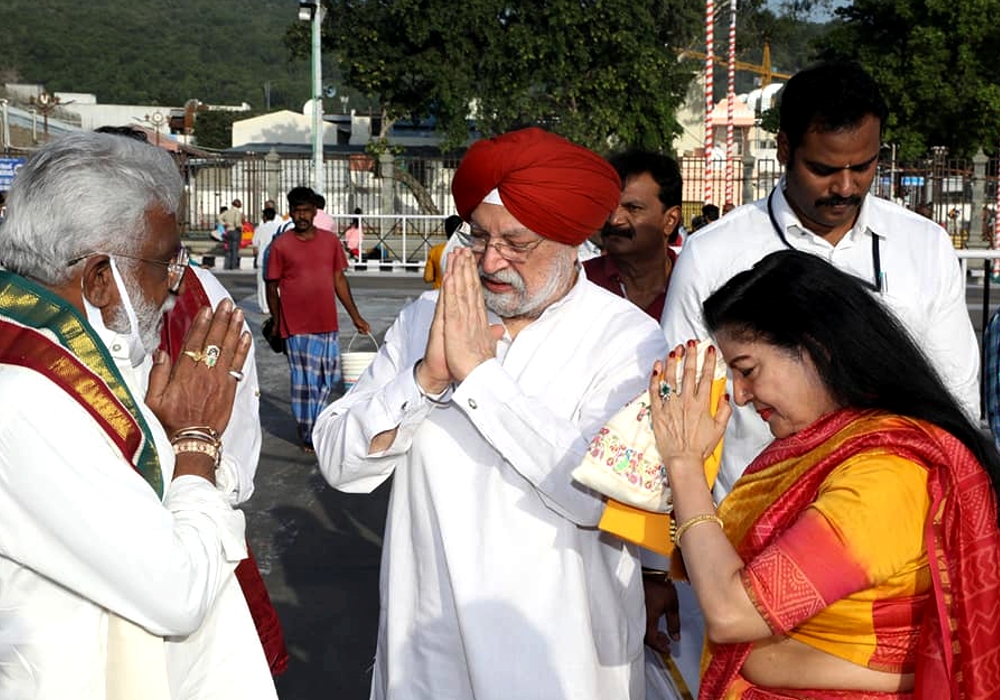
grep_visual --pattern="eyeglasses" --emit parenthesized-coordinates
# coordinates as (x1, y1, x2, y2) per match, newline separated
(467, 231, 545, 263)
(66, 246, 190, 293)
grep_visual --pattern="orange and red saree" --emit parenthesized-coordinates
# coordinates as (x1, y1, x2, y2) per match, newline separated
(701, 409, 1000, 699)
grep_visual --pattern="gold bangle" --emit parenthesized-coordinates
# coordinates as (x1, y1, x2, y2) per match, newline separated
(171, 425, 219, 438)
(673, 513, 724, 547)
(172, 438, 221, 468)
(172, 431, 218, 446)
(170, 426, 220, 445)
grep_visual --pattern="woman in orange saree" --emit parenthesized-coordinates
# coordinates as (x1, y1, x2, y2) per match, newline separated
(649, 250, 1000, 699)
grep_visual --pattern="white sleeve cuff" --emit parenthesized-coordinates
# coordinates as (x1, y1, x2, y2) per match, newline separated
(165, 476, 248, 562)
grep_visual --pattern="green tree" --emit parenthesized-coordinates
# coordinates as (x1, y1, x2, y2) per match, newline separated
(816, 0, 1000, 159)
(1, 0, 315, 110)
(474, 0, 702, 152)
(289, 0, 703, 153)
(192, 110, 251, 151)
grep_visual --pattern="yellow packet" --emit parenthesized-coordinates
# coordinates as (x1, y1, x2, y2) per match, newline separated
(595, 349, 727, 557)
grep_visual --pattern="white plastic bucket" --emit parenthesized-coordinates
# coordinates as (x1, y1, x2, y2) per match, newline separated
(342, 332, 379, 390)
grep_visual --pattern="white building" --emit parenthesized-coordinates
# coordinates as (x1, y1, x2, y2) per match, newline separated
(54, 94, 250, 145)
(672, 70, 783, 162)
(230, 106, 347, 149)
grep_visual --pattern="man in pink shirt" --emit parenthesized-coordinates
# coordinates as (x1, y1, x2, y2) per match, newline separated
(265, 186, 370, 452)
(312, 192, 336, 233)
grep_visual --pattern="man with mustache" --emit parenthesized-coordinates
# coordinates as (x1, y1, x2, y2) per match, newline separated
(584, 150, 683, 320)
(312, 127, 668, 699)
(663, 60, 978, 501)
(583, 150, 696, 695)
(0, 132, 275, 698)
(653, 58, 980, 698)
(265, 185, 370, 453)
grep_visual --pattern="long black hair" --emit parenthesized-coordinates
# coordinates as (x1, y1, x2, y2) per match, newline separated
(703, 250, 1000, 515)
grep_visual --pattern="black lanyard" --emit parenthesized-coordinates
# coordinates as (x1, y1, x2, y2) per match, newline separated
(766, 187, 883, 293)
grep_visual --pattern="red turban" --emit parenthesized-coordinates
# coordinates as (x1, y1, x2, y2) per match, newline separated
(451, 127, 621, 246)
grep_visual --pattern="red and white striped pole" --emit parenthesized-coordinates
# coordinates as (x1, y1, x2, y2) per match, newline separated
(724, 0, 737, 206)
(704, 0, 715, 205)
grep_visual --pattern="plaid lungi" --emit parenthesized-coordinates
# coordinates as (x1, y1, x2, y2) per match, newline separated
(286, 331, 341, 447)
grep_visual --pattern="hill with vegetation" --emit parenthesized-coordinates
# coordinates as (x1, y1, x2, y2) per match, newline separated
(1, 0, 843, 153)
(0, 0, 316, 110)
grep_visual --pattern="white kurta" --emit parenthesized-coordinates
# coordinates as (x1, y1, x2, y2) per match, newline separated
(190, 265, 263, 505)
(661, 183, 980, 499)
(0, 326, 275, 699)
(314, 274, 669, 700)
(252, 220, 282, 314)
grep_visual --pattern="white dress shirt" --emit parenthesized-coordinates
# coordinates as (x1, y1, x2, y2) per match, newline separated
(314, 274, 669, 700)
(661, 183, 980, 498)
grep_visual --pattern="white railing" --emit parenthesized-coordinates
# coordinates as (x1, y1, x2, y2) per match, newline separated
(957, 248, 1000, 280)
(349, 226, 1000, 276)
(956, 250, 1000, 423)
(339, 225, 1000, 284)
(332, 213, 450, 271)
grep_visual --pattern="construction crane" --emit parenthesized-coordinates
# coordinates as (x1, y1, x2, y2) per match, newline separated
(678, 42, 792, 88)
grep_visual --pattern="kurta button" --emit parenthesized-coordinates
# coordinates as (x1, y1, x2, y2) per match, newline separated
(112, 343, 121, 352)
(468, 398, 477, 409)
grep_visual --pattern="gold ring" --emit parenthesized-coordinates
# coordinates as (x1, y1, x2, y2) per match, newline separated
(203, 345, 221, 368)
(182, 349, 203, 363)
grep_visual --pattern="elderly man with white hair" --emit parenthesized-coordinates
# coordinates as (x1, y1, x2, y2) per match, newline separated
(0, 132, 275, 699)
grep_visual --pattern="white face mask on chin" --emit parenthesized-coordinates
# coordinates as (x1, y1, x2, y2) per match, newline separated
(81, 258, 149, 368)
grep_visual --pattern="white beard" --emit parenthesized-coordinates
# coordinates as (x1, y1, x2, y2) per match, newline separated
(479, 253, 576, 320)
(109, 281, 176, 355)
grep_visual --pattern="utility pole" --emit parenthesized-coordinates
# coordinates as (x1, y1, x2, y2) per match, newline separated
(0, 99, 10, 153)
(299, 1, 326, 197)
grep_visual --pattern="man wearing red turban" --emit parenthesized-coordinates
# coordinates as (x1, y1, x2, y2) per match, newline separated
(452, 127, 621, 246)
(313, 127, 669, 700)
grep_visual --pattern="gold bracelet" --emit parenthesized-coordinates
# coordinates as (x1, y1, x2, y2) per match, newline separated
(673, 513, 724, 547)
(170, 426, 221, 446)
(171, 432, 219, 448)
(172, 438, 221, 468)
